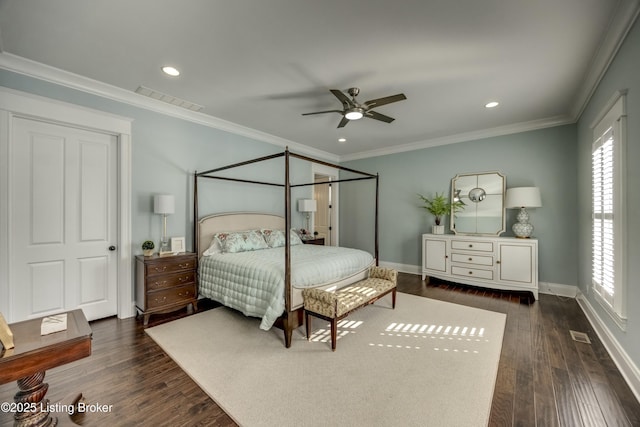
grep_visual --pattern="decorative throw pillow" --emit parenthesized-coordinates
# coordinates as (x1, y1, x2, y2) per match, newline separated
(262, 229, 286, 248)
(215, 230, 268, 253)
(202, 237, 222, 256)
(261, 229, 304, 247)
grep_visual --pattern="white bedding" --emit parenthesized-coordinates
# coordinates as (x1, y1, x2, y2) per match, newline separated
(199, 244, 374, 330)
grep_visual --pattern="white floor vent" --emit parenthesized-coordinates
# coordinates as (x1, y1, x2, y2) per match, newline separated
(570, 330, 591, 344)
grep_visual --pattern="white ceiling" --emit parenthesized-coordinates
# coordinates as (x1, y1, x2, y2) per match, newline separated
(0, 0, 638, 160)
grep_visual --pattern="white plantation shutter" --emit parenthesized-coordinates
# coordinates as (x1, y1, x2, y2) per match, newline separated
(590, 91, 626, 329)
(592, 128, 614, 304)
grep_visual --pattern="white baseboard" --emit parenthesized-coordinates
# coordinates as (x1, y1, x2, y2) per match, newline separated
(378, 261, 421, 275)
(576, 291, 640, 403)
(538, 281, 578, 298)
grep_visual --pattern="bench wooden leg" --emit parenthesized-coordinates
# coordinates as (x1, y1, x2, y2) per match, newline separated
(331, 318, 337, 351)
(392, 287, 397, 309)
(305, 311, 312, 340)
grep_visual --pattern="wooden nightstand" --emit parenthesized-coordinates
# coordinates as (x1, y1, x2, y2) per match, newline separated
(135, 252, 198, 326)
(302, 237, 325, 245)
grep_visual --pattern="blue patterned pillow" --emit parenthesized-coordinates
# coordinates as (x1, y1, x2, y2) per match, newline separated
(215, 230, 268, 253)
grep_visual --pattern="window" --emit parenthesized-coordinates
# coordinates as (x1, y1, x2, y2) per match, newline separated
(591, 90, 627, 329)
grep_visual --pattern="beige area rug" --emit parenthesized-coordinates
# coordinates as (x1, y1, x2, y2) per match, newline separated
(146, 293, 506, 427)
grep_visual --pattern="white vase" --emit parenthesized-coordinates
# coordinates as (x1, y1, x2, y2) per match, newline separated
(432, 225, 445, 234)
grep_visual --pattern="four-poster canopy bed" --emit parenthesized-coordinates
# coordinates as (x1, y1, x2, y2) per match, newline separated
(193, 148, 379, 347)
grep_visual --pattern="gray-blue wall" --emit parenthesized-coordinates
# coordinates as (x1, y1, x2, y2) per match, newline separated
(0, 70, 315, 253)
(341, 125, 578, 287)
(577, 16, 640, 364)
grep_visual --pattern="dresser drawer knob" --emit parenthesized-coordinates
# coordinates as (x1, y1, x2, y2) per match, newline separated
(179, 263, 191, 269)
(178, 276, 189, 282)
(152, 280, 167, 288)
(468, 244, 473, 248)
(468, 257, 473, 261)
(468, 271, 473, 275)
(179, 290, 192, 297)
(154, 296, 167, 304)
(153, 266, 167, 273)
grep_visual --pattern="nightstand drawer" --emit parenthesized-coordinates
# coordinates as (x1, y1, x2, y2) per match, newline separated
(452, 266, 494, 280)
(451, 253, 493, 266)
(145, 257, 196, 277)
(147, 271, 196, 291)
(146, 284, 197, 310)
(451, 240, 493, 252)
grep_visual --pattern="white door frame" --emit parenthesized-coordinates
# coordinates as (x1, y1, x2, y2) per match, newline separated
(0, 87, 134, 320)
(311, 163, 339, 246)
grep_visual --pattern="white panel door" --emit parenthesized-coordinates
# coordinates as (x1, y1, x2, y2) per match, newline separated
(313, 175, 331, 244)
(10, 117, 118, 321)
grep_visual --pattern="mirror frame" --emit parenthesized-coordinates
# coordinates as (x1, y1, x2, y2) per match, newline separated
(450, 171, 506, 236)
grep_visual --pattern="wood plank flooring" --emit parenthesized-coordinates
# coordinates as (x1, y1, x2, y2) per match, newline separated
(1, 273, 639, 426)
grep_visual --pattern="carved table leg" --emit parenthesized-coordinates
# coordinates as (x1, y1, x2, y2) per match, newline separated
(13, 371, 57, 426)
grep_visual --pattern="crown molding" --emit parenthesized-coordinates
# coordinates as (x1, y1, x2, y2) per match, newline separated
(570, 0, 640, 120)
(0, 52, 339, 163)
(338, 114, 574, 162)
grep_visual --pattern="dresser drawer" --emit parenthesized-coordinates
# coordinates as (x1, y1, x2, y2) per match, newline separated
(146, 284, 197, 310)
(451, 253, 493, 266)
(146, 271, 196, 291)
(452, 266, 494, 280)
(145, 257, 196, 277)
(451, 240, 493, 252)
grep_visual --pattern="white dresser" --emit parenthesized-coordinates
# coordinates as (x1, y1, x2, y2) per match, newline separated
(422, 234, 538, 299)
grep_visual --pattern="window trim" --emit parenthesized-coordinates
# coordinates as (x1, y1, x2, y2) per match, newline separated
(590, 90, 627, 331)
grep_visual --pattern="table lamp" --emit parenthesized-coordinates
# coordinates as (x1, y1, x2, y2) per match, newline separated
(505, 187, 541, 238)
(154, 194, 175, 255)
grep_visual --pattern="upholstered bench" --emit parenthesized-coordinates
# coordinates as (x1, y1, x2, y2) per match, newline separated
(302, 266, 398, 351)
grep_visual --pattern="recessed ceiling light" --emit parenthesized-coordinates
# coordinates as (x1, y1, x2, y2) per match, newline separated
(338, 137, 347, 143)
(162, 66, 180, 77)
(485, 101, 499, 108)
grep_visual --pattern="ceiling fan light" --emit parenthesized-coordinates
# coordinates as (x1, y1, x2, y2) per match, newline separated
(345, 108, 364, 120)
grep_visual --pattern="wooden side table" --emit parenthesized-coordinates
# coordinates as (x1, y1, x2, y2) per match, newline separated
(135, 252, 198, 326)
(302, 237, 325, 245)
(0, 309, 92, 426)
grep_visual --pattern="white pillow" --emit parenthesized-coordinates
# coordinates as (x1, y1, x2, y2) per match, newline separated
(202, 237, 222, 256)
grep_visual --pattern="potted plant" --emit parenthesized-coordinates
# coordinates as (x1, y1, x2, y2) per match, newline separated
(142, 240, 155, 256)
(418, 192, 465, 234)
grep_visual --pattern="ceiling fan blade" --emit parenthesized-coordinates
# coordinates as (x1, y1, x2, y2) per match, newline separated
(330, 89, 355, 109)
(337, 116, 350, 128)
(302, 110, 343, 116)
(366, 110, 395, 123)
(363, 93, 406, 109)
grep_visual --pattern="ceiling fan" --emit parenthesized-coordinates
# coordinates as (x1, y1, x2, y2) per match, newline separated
(302, 87, 406, 128)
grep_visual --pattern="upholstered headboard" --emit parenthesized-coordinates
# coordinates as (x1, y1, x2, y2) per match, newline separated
(197, 212, 285, 259)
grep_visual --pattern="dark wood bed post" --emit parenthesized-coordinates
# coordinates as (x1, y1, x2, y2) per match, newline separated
(283, 148, 297, 348)
(194, 171, 199, 257)
(375, 173, 379, 266)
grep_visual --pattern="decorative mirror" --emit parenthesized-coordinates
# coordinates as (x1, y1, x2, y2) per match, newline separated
(451, 171, 505, 235)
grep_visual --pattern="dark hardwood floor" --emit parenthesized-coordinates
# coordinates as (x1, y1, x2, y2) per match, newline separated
(2, 273, 639, 426)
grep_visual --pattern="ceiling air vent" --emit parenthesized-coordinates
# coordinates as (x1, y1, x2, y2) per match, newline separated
(135, 86, 204, 112)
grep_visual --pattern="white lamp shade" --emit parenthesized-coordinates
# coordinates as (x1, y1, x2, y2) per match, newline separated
(505, 187, 541, 208)
(297, 199, 317, 213)
(154, 194, 175, 214)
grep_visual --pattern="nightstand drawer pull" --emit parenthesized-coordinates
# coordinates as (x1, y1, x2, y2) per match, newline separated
(153, 266, 168, 273)
(178, 290, 192, 297)
(178, 263, 192, 269)
(151, 280, 168, 289)
(154, 296, 167, 304)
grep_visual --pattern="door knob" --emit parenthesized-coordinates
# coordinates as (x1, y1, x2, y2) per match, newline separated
(108, 245, 116, 251)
